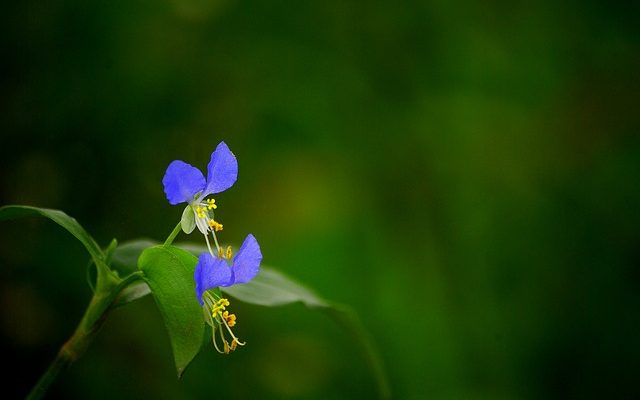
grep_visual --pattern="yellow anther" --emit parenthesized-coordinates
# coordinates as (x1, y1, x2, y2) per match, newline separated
(211, 298, 230, 317)
(218, 248, 224, 257)
(230, 338, 238, 351)
(208, 219, 223, 232)
(207, 198, 217, 210)
(223, 340, 230, 354)
(196, 206, 207, 218)
(222, 311, 236, 327)
(226, 246, 233, 260)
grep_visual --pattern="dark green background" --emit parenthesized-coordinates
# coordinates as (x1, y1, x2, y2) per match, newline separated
(1, 1, 639, 398)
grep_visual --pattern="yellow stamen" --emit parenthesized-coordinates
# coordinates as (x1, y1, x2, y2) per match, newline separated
(196, 206, 207, 218)
(207, 297, 244, 354)
(207, 198, 218, 210)
(208, 219, 223, 232)
(226, 245, 233, 260)
(222, 310, 237, 327)
(211, 298, 230, 317)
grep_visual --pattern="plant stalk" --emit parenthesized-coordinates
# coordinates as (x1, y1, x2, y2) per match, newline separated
(164, 222, 182, 246)
(26, 270, 142, 399)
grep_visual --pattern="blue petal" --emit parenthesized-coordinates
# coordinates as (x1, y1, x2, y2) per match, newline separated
(203, 141, 238, 196)
(194, 253, 233, 304)
(231, 234, 262, 284)
(162, 160, 206, 205)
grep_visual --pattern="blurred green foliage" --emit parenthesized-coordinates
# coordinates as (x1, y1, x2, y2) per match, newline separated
(1, 1, 639, 398)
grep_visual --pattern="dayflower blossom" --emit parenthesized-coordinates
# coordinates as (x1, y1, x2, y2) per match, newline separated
(162, 141, 237, 237)
(195, 234, 261, 353)
(194, 234, 262, 303)
(162, 141, 262, 354)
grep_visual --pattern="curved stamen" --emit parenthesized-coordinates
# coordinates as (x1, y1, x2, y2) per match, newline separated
(204, 233, 215, 257)
(221, 316, 245, 346)
(210, 229, 221, 253)
(219, 321, 231, 353)
(211, 323, 225, 354)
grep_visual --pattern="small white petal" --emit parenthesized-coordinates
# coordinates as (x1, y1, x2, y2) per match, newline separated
(181, 205, 196, 234)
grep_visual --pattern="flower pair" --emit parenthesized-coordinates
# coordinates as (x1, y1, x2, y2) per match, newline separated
(163, 141, 262, 353)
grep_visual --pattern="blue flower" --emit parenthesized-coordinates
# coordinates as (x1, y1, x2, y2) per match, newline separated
(194, 234, 262, 304)
(163, 141, 237, 205)
(195, 234, 262, 353)
(162, 141, 237, 234)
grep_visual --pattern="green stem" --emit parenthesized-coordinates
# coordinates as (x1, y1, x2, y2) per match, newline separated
(26, 271, 143, 399)
(26, 349, 70, 400)
(164, 222, 182, 246)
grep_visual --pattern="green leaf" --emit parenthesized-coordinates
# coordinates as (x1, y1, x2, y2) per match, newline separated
(174, 242, 208, 256)
(114, 281, 151, 307)
(222, 267, 328, 308)
(110, 239, 157, 306)
(0, 205, 104, 264)
(138, 245, 204, 377)
(180, 206, 196, 234)
(111, 239, 157, 275)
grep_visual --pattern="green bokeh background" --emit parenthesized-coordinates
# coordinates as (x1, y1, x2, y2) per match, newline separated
(1, 1, 639, 398)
